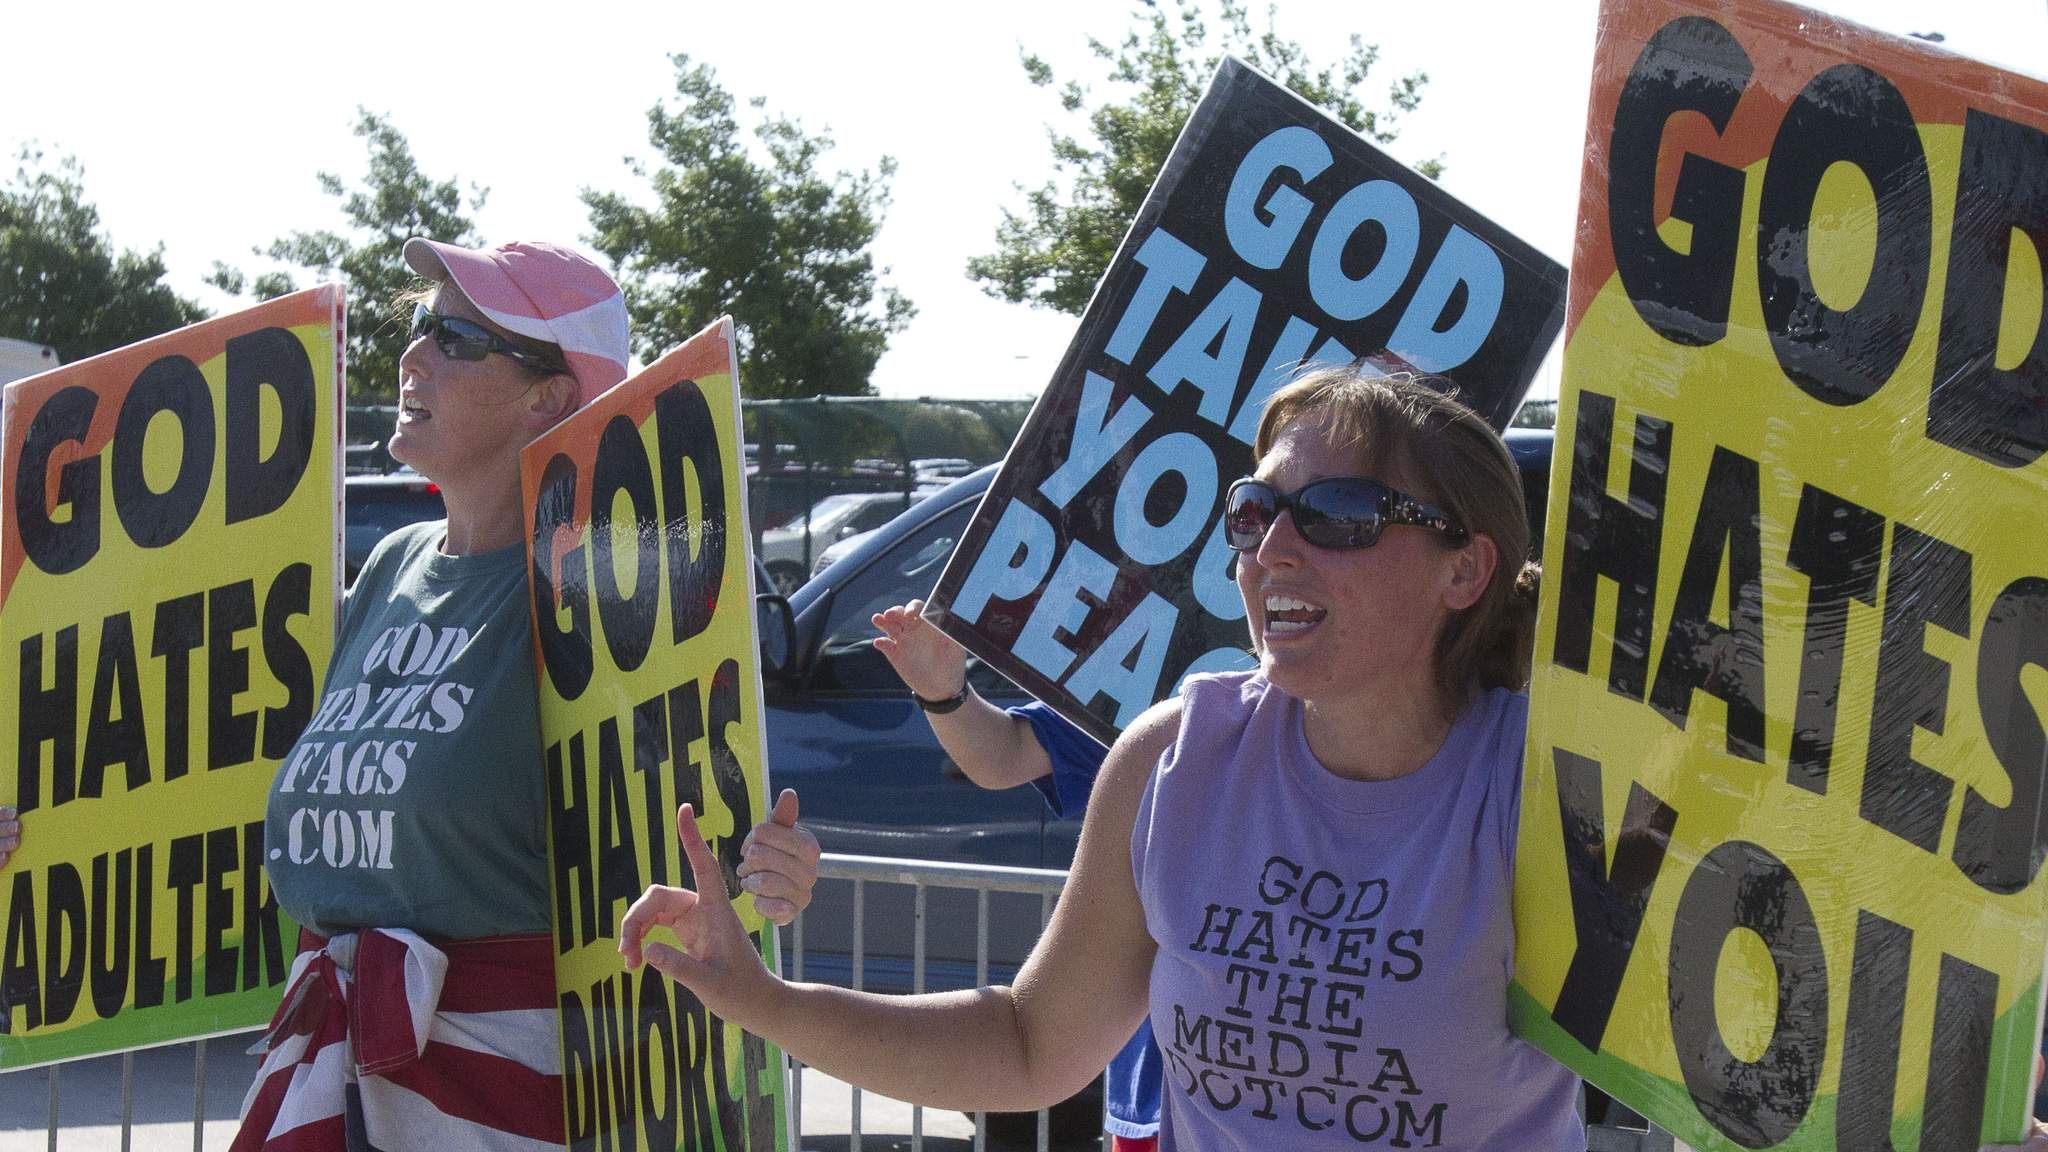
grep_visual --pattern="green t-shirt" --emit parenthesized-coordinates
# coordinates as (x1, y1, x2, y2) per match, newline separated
(265, 520, 552, 940)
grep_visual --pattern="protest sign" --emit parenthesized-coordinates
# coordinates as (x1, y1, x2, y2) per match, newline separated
(525, 317, 788, 1152)
(0, 287, 342, 1067)
(1512, 1, 2048, 1148)
(928, 57, 1567, 745)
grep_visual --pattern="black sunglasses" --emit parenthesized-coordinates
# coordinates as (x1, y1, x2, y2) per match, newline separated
(409, 302, 566, 374)
(1224, 476, 1468, 552)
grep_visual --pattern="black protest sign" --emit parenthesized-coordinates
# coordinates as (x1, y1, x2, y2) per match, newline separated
(929, 57, 1566, 744)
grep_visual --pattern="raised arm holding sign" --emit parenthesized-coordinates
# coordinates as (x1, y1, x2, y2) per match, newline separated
(926, 56, 1567, 748)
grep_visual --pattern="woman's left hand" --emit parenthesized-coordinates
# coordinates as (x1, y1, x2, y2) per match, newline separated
(737, 789, 820, 926)
(621, 804, 784, 1030)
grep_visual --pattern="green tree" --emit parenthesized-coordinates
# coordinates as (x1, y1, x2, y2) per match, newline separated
(970, 0, 1440, 314)
(0, 148, 207, 363)
(584, 56, 913, 399)
(210, 109, 486, 402)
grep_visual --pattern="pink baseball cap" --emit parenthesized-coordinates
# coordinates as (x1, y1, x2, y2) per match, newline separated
(402, 237, 631, 410)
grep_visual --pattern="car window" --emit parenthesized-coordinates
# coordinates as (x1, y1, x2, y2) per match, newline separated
(776, 493, 863, 531)
(850, 495, 909, 533)
(821, 501, 970, 650)
(811, 499, 1024, 699)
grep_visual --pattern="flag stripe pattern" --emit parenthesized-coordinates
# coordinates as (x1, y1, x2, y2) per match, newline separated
(233, 930, 562, 1152)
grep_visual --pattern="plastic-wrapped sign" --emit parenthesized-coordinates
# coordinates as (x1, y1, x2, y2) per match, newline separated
(0, 287, 342, 1067)
(1513, 1, 2048, 1148)
(524, 316, 789, 1152)
(928, 56, 1566, 746)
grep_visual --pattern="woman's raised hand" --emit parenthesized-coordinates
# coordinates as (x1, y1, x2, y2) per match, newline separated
(0, 807, 18, 870)
(620, 804, 782, 1028)
(871, 599, 967, 700)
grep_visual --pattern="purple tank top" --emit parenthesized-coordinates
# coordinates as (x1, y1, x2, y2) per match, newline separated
(1132, 672, 1581, 1151)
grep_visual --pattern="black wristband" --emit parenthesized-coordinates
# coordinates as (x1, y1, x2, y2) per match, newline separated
(913, 684, 971, 715)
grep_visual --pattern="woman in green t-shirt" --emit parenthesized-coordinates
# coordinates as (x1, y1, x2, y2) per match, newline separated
(238, 238, 818, 1152)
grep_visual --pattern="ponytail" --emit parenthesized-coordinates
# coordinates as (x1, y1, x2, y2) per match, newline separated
(1475, 561, 1542, 691)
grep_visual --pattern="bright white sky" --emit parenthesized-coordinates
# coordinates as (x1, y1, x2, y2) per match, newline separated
(4, 0, 2042, 402)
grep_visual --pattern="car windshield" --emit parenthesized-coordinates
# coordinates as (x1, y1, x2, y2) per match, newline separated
(772, 493, 867, 532)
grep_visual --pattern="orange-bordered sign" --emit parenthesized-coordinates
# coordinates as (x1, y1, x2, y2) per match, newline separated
(1514, 2, 2048, 1149)
(522, 316, 790, 1152)
(1, 286, 343, 1067)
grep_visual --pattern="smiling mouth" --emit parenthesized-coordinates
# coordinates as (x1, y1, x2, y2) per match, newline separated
(400, 396, 431, 421)
(1262, 592, 1326, 637)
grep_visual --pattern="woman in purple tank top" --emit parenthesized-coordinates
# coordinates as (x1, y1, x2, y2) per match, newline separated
(620, 367, 1593, 1149)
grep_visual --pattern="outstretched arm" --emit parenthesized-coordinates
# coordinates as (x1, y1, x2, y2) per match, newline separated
(872, 600, 1051, 790)
(620, 699, 1179, 1113)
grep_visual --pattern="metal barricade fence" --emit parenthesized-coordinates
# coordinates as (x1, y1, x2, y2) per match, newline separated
(16, 851, 1676, 1151)
(797, 853, 1078, 1152)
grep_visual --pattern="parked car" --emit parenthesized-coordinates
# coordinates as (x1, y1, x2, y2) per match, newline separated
(345, 404, 403, 476)
(758, 489, 925, 595)
(344, 471, 445, 582)
(809, 524, 873, 577)
(0, 336, 59, 386)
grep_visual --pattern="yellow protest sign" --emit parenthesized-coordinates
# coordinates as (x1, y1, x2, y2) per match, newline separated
(1, 287, 342, 1067)
(1513, 1, 2048, 1148)
(524, 316, 788, 1152)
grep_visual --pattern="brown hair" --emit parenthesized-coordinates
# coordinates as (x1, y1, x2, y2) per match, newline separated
(1253, 366, 1541, 694)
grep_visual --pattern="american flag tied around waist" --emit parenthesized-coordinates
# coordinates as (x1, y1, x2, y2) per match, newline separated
(234, 929, 563, 1152)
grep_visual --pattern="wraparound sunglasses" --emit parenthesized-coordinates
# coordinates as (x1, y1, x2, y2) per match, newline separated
(410, 302, 566, 374)
(1224, 476, 1468, 552)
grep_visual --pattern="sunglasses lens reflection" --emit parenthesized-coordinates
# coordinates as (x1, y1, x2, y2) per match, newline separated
(1225, 482, 1277, 552)
(1225, 479, 1390, 552)
(1297, 482, 1385, 549)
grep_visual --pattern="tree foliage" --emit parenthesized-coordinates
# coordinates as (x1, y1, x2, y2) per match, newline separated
(211, 109, 486, 402)
(969, 0, 1441, 314)
(584, 55, 913, 399)
(0, 148, 206, 363)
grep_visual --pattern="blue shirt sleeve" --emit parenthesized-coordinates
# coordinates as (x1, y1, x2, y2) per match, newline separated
(1009, 700, 1108, 819)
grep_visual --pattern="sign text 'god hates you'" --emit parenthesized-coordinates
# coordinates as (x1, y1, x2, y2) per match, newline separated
(1513, 2, 2048, 1150)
